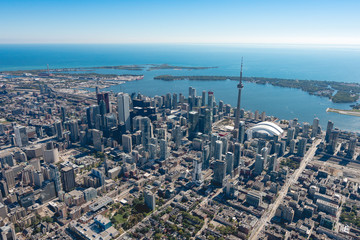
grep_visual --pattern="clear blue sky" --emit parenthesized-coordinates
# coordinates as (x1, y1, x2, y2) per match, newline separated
(1, 0, 359, 45)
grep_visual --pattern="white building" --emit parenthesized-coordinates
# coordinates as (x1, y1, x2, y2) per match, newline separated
(117, 92, 130, 131)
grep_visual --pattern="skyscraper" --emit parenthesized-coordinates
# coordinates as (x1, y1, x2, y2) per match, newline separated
(159, 139, 168, 160)
(91, 168, 105, 187)
(218, 100, 224, 112)
(97, 92, 110, 113)
(117, 93, 131, 131)
(201, 90, 206, 106)
(202, 145, 210, 170)
(214, 140, 223, 160)
(173, 125, 182, 149)
(204, 108, 212, 134)
(172, 93, 178, 109)
(55, 121, 63, 140)
(328, 128, 340, 154)
(208, 91, 214, 108)
(254, 110, 259, 121)
(254, 154, 265, 175)
(61, 167, 75, 192)
(238, 121, 245, 143)
(92, 129, 103, 152)
(234, 143, 241, 169)
(325, 120, 334, 143)
(289, 139, 296, 154)
(311, 117, 319, 138)
(69, 120, 79, 142)
(261, 147, 269, 168)
(144, 190, 156, 211)
(141, 117, 152, 150)
(212, 160, 226, 187)
(225, 152, 234, 177)
(220, 137, 228, 154)
(298, 138, 307, 157)
(122, 134, 132, 153)
(61, 106, 67, 123)
(49, 164, 62, 196)
(286, 128, 295, 145)
(188, 111, 199, 140)
(302, 122, 310, 138)
(192, 159, 203, 184)
(14, 126, 28, 147)
(347, 137, 357, 158)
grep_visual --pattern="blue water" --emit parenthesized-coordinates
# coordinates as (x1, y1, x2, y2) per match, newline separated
(1, 44, 360, 132)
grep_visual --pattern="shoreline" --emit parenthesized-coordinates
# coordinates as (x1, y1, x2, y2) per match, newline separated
(1, 64, 217, 74)
(326, 108, 360, 117)
(154, 75, 360, 103)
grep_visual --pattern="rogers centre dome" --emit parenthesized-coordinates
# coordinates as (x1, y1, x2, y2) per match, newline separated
(246, 121, 284, 139)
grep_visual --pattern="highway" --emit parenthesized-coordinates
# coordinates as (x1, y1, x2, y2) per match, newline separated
(249, 138, 321, 240)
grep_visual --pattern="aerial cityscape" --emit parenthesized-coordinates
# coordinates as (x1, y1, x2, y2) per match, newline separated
(1, 1, 360, 240)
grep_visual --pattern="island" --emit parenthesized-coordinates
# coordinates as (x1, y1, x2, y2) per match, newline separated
(2, 64, 217, 75)
(154, 75, 360, 103)
(147, 64, 217, 71)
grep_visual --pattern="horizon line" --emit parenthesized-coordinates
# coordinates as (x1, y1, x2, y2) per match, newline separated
(1, 42, 360, 50)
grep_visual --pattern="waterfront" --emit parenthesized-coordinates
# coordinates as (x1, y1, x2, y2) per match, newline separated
(1, 44, 360, 132)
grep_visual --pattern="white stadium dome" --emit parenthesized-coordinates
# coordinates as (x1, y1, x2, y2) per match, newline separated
(246, 121, 283, 139)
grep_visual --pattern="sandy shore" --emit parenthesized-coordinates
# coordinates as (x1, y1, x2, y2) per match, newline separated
(327, 108, 360, 117)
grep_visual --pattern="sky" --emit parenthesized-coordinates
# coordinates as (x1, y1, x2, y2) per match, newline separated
(1, 0, 360, 45)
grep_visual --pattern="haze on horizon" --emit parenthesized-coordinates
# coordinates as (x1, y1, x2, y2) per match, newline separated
(1, 0, 360, 46)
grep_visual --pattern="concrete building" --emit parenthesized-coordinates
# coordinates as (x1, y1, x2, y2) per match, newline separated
(214, 140, 223, 160)
(311, 117, 319, 138)
(202, 145, 210, 170)
(14, 125, 28, 147)
(140, 117, 152, 150)
(122, 134, 132, 153)
(83, 187, 97, 201)
(192, 158, 203, 185)
(316, 199, 339, 216)
(144, 190, 156, 211)
(254, 154, 265, 176)
(347, 137, 357, 158)
(325, 120, 334, 143)
(239, 121, 245, 143)
(61, 166, 76, 192)
(0, 224, 16, 240)
(69, 120, 79, 142)
(298, 138, 307, 157)
(92, 129, 103, 152)
(117, 92, 131, 131)
(225, 152, 234, 177)
(246, 191, 262, 207)
(159, 139, 168, 160)
(43, 142, 59, 164)
(212, 160, 226, 187)
(234, 143, 241, 170)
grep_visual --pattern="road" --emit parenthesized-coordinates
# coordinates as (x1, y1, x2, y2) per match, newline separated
(249, 138, 321, 240)
(116, 197, 176, 240)
(194, 188, 223, 238)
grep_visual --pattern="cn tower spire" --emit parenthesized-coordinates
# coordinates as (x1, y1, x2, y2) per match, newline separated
(234, 57, 244, 130)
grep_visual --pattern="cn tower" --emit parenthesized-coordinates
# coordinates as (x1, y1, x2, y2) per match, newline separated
(234, 57, 244, 130)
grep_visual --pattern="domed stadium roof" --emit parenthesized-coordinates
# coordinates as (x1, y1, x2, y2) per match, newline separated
(248, 121, 284, 137)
